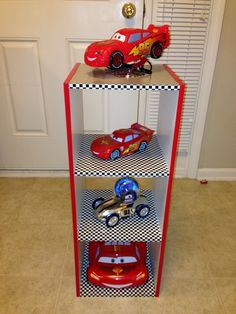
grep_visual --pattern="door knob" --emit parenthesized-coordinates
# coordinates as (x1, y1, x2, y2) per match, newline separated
(122, 3, 136, 19)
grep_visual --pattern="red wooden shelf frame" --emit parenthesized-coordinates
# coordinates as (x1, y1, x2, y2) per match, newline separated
(64, 63, 81, 296)
(155, 64, 185, 296)
(63, 63, 185, 297)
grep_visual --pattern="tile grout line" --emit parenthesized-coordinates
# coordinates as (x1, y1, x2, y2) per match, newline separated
(198, 244, 228, 314)
(52, 228, 71, 314)
(211, 275, 229, 314)
(211, 277, 229, 314)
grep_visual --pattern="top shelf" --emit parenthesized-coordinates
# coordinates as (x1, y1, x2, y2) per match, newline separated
(68, 64, 181, 91)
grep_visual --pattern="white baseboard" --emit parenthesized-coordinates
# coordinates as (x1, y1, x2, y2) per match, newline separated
(174, 168, 187, 178)
(197, 168, 236, 181)
(0, 170, 69, 178)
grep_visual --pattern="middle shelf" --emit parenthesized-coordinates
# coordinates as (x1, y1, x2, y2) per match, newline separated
(74, 134, 169, 178)
(77, 189, 162, 242)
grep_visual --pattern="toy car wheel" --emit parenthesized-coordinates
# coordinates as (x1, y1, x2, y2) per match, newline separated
(106, 214, 120, 227)
(151, 42, 163, 59)
(110, 149, 120, 160)
(109, 51, 124, 69)
(138, 141, 147, 152)
(136, 204, 150, 218)
(92, 197, 105, 209)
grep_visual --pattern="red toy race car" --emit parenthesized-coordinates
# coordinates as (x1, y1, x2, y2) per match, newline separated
(84, 24, 170, 70)
(87, 241, 148, 289)
(90, 123, 154, 160)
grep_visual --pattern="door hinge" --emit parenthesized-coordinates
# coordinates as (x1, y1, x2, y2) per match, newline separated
(142, 0, 146, 27)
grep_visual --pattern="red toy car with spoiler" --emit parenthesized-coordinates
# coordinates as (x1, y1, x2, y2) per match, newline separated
(84, 24, 170, 70)
(87, 241, 148, 289)
(91, 123, 154, 160)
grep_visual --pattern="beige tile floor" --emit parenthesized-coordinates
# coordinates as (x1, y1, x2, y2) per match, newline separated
(0, 178, 235, 314)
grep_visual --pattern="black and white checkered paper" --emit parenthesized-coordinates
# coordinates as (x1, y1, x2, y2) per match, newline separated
(69, 83, 179, 91)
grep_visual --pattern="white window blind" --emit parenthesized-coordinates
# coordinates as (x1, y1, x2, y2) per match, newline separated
(145, 0, 211, 152)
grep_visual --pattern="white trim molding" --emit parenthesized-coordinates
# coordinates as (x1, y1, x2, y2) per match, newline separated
(187, 0, 226, 178)
(174, 168, 187, 178)
(197, 168, 236, 181)
(0, 170, 69, 178)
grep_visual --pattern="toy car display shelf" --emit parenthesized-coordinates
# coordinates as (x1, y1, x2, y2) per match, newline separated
(64, 63, 185, 297)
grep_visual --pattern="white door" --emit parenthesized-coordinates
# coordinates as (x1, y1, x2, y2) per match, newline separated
(0, 0, 146, 170)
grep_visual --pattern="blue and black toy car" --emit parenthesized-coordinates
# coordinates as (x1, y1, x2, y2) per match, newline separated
(92, 177, 150, 227)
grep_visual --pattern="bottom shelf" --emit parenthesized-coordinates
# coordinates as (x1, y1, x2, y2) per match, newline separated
(80, 243, 156, 297)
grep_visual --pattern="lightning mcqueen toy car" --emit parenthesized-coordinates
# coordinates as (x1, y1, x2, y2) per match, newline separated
(91, 123, 154, 160)
(87, 241, 148, 289)
(84, 24, 170, 70)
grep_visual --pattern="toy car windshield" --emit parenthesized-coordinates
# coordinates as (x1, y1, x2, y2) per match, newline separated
(111, 33, 126, 42)
(98, 256, 137, 264)
(110, 134, 123, 142)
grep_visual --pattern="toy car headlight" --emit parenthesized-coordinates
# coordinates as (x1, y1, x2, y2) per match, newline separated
(90, 272, 100, 281)
(136, 272, 146, 280)
(96, 49, 105, 55)
(97, 212, 103, 218)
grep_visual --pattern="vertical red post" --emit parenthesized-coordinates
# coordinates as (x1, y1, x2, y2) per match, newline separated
(64, 63, 81, 297)
(155, 65, 185, 296)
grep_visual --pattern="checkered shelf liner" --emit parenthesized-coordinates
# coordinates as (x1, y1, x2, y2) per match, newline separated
(77, 189, 162, 242)
(74, 134, 169, 178)
(80, 242, 156, 297)
(69, 82, 180, 91)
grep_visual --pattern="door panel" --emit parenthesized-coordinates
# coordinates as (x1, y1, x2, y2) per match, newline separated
(0, 41, 47, 134)
(0, 0, 145, 169)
